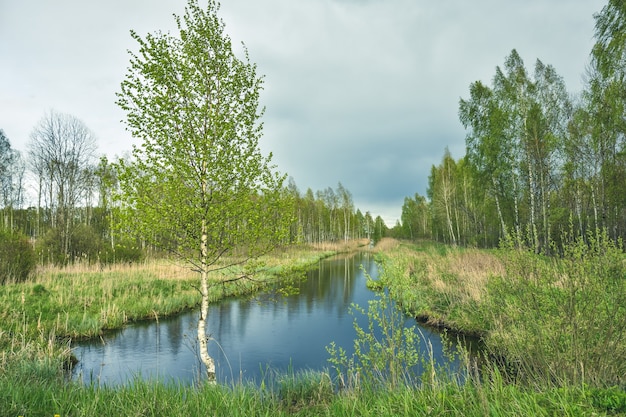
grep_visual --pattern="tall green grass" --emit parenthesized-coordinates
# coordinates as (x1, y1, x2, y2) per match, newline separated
(3, 368, 613, 417)
(0, 268, 200, 342)
(374, 242, 499, 335)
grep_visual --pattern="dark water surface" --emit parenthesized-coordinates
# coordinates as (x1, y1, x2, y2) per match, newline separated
(72, 252, 468, 386)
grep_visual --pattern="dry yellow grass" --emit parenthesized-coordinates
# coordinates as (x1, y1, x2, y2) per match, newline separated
(32, 239, 372, 282)
(31, 241, 365, 288)
(444, 249, 505, 301)
(35, 258, 198, 282)
(375, 241, 510, 334)
(371, 238, 401, 252)
(386, 242, 504, 302)
(308, 238, 371, 252)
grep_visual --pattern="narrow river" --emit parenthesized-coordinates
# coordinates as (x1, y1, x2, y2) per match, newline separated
(72, 252, 470, 386)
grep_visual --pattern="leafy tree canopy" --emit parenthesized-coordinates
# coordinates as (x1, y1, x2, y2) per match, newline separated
(115, 0, 292, 269)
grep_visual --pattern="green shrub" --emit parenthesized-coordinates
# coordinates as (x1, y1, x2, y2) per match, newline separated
(327, 287, 423, 391)
(0, 230, 35, 284)
(35, 227, 68, 265)
(101, 238, 145, 264)
(69, 224, 104, 261)
(36, 226, 145, 265)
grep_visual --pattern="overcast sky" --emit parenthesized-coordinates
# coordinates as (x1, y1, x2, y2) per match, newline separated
(0, 0, 606, 225)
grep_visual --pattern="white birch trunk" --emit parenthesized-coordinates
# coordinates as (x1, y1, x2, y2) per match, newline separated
(492, 177, 507, 239)
(512, 173, 521, 244)
(528, 159, 539, 253)
(442, 162, 457, 246)
(198, 218, 216, 382)
(591, 184, 599, 238)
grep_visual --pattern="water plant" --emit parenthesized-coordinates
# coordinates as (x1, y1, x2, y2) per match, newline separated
(327, 289, 425, 391)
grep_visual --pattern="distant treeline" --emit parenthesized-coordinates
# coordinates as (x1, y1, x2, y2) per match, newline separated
(0, 123, 386, 273)
(285, 179, 388, 245)
(399, 3, 626, 251)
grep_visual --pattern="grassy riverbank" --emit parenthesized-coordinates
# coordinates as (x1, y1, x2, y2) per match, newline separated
(0, 243, 350, 374)
(3, 360, 619, 416)
(377, 235, 626, 388)
(2, 246, 331, 339)
(3, 237, 626, 416)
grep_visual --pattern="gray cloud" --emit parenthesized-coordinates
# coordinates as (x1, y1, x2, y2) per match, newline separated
(0, 0, 605, 225)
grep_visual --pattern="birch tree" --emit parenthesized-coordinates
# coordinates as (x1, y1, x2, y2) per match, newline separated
(400, 193, 429, 240)
(589, 0, 626, 239)
(459, 79, 514, 240)
(460, 50, 571, 250)
(0, 130, 25, 232)
(525, 60, 571, 252)
(428, 149, 459, 245)
(337, 182, 353, 242)
(115, 0, 291, 382)
(28, 111, 97, 258)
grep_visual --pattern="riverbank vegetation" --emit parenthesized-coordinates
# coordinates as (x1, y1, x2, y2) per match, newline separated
(0, 242, 347, 346)
(377, 234, 626, 388)
(4, 357, 623, 416)
(2, 238, 626, 415)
